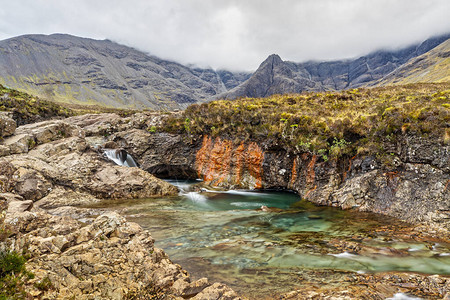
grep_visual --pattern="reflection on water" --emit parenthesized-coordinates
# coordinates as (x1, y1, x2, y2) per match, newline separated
(90, 179, 450, 299)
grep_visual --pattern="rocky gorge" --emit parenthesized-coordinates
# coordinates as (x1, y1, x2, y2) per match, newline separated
(0, 93, 449, 299)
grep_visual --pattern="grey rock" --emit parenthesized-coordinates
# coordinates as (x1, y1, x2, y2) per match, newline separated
(0, 118, 179, 207)
(0, 192, 24, 202)
(7, 200, 33, 213)
(0, 112, 16, 138)
(3, 211, 239, 299)
(0, 34, 250, 109)
(192, 282, 242, 300)
(220, 34, 450, 99)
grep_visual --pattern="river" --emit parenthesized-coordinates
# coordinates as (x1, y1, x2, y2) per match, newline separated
(88, 179, 450, 299)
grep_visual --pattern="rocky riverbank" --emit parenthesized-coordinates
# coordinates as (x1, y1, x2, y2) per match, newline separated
(2, 210, 241, 299)
(0, 112, 242, 299)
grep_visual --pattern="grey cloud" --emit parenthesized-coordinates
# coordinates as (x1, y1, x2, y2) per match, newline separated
(0, 0, 449, 71)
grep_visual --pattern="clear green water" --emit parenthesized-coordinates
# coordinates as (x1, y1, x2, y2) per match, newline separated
(90, 180, 450, 298)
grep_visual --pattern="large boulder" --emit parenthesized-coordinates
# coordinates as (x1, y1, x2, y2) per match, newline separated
(14, 119, 85, 145)
(65, 113, 125, 136)
(0, 112, 16, 138)
(13, 167, 52, 201)
(0, 118, 178, 207)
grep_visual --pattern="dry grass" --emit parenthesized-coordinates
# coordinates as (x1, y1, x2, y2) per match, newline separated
(162, 83, 450, 160)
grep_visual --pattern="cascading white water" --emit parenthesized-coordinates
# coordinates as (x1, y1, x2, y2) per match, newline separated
(185, 191, 208, 202)
(386, 293, 422, 300)
(164, 179, 208, 202)
(104, 149, 138, 167)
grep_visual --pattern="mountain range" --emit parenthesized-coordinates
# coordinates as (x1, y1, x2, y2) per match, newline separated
(0, 34, 250, 109)
(219, 34, 450, 99)
(0, 33, 449, 109)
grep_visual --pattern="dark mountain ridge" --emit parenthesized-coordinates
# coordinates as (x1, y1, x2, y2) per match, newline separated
(220, 33, 450, 99)
(0, 33, 449, 108)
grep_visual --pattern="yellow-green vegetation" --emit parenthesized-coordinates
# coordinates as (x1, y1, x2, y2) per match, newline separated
(0, 84, 143, 123)
(163, 83, 449, 160)
(63, 102, 144, 117)
(0, 84, 74, 125)
(0, 250, 34, 300)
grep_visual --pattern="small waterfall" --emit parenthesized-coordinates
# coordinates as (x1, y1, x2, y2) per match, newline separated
(104, 149, 138, 167)
(165, 179, 194, 194)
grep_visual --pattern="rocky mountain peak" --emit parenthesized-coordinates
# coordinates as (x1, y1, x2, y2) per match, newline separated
(261, 54, 283, 66)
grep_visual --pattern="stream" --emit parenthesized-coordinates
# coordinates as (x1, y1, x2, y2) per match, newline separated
(88, 179, 450, 299)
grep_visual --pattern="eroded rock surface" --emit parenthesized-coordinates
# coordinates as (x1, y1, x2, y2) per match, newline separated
(2, 210, 241, 299)
(0, 117, 178, 206)
(1, 112, 448, 299)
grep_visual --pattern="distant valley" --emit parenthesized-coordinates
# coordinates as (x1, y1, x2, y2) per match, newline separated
(0, 33, 449, 109)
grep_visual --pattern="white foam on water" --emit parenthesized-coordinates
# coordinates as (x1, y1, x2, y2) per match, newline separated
(230, 202, 265, 208)
(226, 190, 268, 196)
(123, 155, 138, 167)
(104, 150, 123, 165)
(201, 189, 268, 196)
(407, 244, 426, 252)
(385, 292, 422, 300)
(329, 252, 358, 259)
(185, 192, 207, 202)
(440, 252, 450, 256)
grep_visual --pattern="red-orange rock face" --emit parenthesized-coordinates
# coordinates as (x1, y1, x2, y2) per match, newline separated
(196, 135, 264, 189)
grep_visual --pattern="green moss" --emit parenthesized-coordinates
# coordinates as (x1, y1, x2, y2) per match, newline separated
(0, 84, 143, 123)
(34, 276, 53, 291)
(0, 250, 32, 300)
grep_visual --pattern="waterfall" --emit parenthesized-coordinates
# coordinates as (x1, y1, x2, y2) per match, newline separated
(104, 149, 138, 167)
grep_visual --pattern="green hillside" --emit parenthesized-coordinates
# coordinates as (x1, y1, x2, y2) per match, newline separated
(377, 39, 450, 85)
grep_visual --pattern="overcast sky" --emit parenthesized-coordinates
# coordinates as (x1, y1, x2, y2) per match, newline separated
(0, 0, 449, 71)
